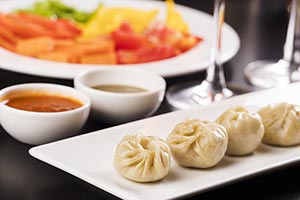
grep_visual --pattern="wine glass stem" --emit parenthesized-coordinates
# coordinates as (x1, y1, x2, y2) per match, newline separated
(205, 0, 227, 91)
(283, 0, 300, 64)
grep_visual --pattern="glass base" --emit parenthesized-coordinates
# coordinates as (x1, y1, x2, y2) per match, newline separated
(166, 80, 234, 110)
(244, 60, 291, 88)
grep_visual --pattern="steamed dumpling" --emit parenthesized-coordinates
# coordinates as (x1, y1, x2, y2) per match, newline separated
(167, 119, 228, 168)
(216, 106, 264, 156)
(258, 102, 300, 146)
(113, 133, 171, 182)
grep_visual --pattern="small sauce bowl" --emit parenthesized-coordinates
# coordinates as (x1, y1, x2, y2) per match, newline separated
(0, 83, 90, 145)
(74, 69, 166, 124)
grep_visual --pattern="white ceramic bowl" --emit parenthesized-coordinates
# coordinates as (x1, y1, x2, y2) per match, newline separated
(74, 69, 166, 124)
(0, 83, 90, 145)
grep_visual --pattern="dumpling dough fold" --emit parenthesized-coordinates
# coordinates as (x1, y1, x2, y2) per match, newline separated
(216, 106, 264, 156)
(114, 133, 171, 182)
(259, 102, 300, 146)
(167, 119, 228, 168)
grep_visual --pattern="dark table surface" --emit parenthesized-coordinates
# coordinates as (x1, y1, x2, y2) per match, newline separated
(1, 0, 300, 199)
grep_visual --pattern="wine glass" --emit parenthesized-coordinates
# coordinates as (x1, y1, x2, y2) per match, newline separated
(244, 0, 300, 89)
(166, 0, 233, 110)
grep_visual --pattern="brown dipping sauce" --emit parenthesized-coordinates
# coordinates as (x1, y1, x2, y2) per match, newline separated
(3, 93, 83, 112)
(92, 84, 147, 93)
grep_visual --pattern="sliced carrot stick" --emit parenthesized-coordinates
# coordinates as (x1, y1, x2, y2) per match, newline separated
(54, 40, 115, 57)
(0, 14, 54, 38)
(75, 40, 115, 55)
(0, 14, 77, 39)
(37, 52, 70, 62)
(80, 51, 117, 64)
(13, 13, 81, 36)
(12, 12, 56, 30)
(0, 26, 21, 44)
(54, 39, 75, 48)
(16, 37, 55, 56)
(0, 36, 15, 52)
(54, 26, 79, 39)
(67, 54, 80, 63)
(76, 35, 112, 44)
(37, 50, 79, 63)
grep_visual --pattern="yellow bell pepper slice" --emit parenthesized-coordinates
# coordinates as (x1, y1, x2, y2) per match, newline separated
(166, 0, 189, 33)
(82, 6, 159, 38)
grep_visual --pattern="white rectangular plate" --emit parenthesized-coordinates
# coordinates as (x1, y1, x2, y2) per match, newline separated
(29, 83, 300, 200)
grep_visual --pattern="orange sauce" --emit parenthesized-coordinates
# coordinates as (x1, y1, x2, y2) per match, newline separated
(4, 93, 83, 112)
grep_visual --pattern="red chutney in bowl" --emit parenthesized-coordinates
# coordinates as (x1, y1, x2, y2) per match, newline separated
(3, 92, 83, 112)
